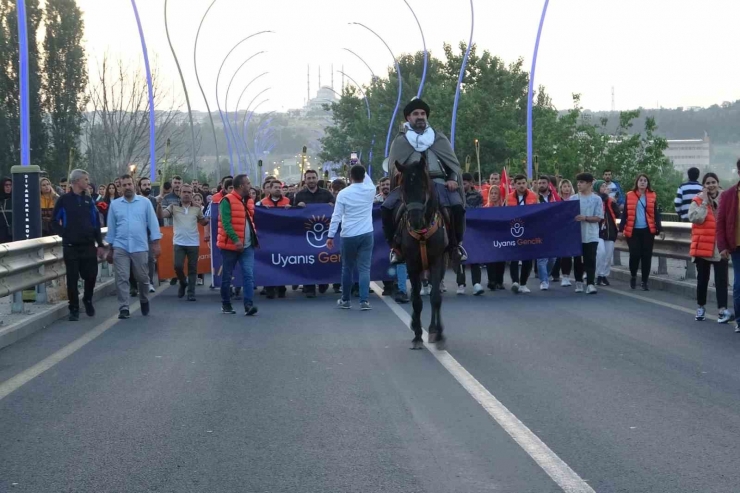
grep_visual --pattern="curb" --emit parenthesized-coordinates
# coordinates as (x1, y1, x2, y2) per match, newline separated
(610, 266, 715, 304)
(0, 278, 117, 351)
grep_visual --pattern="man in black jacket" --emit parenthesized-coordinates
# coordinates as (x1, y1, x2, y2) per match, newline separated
(52, 169, 106, 321)
(293, 169, 334, 298)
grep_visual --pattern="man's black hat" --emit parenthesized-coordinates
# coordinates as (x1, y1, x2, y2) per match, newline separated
(403, 98, 431, 118)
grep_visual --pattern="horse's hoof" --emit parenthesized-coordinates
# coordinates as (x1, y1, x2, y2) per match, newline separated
(428, 331, 438, 343)
(435, 337, 446, 351)
(410, 339, 424, 350)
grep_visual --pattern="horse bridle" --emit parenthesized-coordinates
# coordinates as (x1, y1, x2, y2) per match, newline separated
(403, 193, 441, 272)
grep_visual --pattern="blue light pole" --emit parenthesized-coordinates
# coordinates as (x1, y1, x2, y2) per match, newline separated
(402, 0, 428, 98)
(349, 22, 402, 159)
(527, 0, 550, 179)
(214, 31, 273, 174)
(193, 0, 221, 179)
(224, 51, 266, 171)
(130, 0, 157, 181)
(233, 72, 269, 168)
(16, 0, 30, 167)
(450, 0, 475, 151)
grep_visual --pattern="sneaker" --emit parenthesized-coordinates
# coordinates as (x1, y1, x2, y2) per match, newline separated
(245, 304, 258, 316)
(586, 284, 598, 295)
(360, 301, 372, 311)
(717, 309, 730, 324)
(333, 285, 341, 294)
(169, 278, 178, 286)
(487, 283, 496, 291)
(395, 292, 410, 304)
(641, 282, 649, 291)
(221, 304, 236, 314)
(421, 284, 430, 296)
(695, 306, 706, 321)
(440, 280, 447, 293)
(187, 295, 196, 302)
(473, 283, 484, 296)
(118, 309, 130, 319)
(602, 277, 611, 286)
(511, 282, 520, 294)
(390, 249, 404, 265)
(495, 283, 506, 291)
(319, 285, 329, 294)
(140, 301, 150, 316)
(456, 285, 466, 295)
(178, 282, 186, 298)
(68, 310, 79, 322)
(630, 277, 637, 289)
(337, 299, 351, 309)
(596, 277, 604, 286)
(561, 277, 572, 287)
(519, 286, 531, 294)
(540, 281, 549, 291)
(197, 278, 204, 286)
(735, 324, 740, 333)
(575, 282, 584, 293)
(83, 299, 95, 317)
(148, 284, 156, 293)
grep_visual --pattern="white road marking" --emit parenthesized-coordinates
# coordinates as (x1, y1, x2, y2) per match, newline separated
(599, 286, 717, 321)
(370, 282, 596, 493)
(0, 286, 167, 402)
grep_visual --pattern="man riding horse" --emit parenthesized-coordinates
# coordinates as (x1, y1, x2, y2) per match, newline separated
(381, 98, 467, 264)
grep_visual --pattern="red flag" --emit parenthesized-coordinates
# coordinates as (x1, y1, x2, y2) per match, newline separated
(501, 167, 511, 197)
(549, 182, 562, 202)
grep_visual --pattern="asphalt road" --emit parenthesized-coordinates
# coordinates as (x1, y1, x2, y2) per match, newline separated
(1, 274, 739, 493)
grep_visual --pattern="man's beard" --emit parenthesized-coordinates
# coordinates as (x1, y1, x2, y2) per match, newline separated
(124, 190, 134, 198)
(412, 119, 427, 132)
(141, 188, 151, 196)
(539, 187, 548, 194)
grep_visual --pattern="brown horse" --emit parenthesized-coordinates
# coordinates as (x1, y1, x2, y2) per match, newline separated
(395, 157, 449, 350)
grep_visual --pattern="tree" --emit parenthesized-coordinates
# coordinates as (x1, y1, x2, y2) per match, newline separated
(42, 0, 88, 181)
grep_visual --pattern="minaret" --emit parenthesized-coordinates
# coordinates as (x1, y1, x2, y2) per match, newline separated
(307, 65, 310, 104)
(318, 66, 321, 89)
(331, 64, 334, 91)
(341, 64, 345, 92)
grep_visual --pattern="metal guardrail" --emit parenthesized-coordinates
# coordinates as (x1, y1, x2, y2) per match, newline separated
(0, 229, 109, 312)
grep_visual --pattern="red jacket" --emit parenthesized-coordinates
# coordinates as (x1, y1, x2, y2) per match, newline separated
(716, 183, 739, 253)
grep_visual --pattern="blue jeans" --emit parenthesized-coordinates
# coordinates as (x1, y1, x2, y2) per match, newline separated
(730, 251, 740, 318)
(341, 232, 374, 303)
(220, 247, 255, 307)
(396, 263, 408, 294)
(537, 258, 557, 283)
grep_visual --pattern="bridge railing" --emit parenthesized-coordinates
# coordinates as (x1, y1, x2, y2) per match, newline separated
(0, 229, 109, 313)
(614, 221, 696, 278)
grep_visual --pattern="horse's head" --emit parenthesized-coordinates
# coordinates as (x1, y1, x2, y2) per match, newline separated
(395, 156, 435, 231)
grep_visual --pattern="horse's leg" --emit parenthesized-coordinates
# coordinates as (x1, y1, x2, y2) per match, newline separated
(427, 261, 441, 344)
(432, 258, 446, 350)
(409, 271, 424, 350)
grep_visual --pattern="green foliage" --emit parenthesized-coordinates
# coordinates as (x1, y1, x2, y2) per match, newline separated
(320, 43, 678, 208)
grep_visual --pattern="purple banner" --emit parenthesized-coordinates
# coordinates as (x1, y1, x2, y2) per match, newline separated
(210, 201, 583, 287)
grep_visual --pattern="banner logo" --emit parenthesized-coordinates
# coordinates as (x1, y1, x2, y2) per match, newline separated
(510, 218, 525, 238)
(305, 215, 331, 248)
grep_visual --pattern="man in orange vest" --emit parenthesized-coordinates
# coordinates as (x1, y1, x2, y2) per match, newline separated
(258, 180, 290, 299)
(217, 174, 258, 316)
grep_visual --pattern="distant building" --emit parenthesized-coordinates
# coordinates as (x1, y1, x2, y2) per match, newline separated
(665, 135, 711, 173)
(306, 86, 337, 112)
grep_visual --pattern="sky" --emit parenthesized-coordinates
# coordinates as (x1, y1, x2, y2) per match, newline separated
(77, 0, 740, 115)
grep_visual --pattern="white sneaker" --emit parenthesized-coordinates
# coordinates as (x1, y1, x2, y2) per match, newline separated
(421, 284, 430, 296)
(511, 282, 520, 294)
(575, 282, 584, 293)
(457, 285, 466, 295)
(148, 284, 156, 293)
(717, 309, 731, 324)
(473, 283, 484, 296)
(561, 277, 572, 287)
(586, 284, 597, 295)
(440, 280, 447, 293)
(540, 281, 549, 291)
(519, 285, 531, 294)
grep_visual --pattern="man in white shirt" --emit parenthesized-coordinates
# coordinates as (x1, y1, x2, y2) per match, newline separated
(160, 184, 209, 301)
(326, 164, 376, 310)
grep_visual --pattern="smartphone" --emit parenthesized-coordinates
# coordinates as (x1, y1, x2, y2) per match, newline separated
(350, 152, 358, 165)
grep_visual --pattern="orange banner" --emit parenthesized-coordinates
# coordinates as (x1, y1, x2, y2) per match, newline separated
(156, 226, 212, 280)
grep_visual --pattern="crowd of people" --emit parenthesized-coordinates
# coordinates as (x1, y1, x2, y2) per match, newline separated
(2, 104, 740, 333)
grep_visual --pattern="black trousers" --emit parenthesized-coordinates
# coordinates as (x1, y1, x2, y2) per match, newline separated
(627, 229, 655, 283)
(552, 258, 572, 278)
(574, 242, 598, 285)
(63, 244, 98, 312)
(174, 245, 199, 296)
(486, 262, 506, 286)
(696, 258, 729, 308)
(456, 263, 482, 286)
(510, 260, 532, 285)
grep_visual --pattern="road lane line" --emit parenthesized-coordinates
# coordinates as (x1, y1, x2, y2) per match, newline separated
(370, 282, 595, 493)
(599, 286, 717, 320)
(0, 286, 167, 402)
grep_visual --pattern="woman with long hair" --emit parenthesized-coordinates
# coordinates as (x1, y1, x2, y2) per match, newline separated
(689, 173, 730, 323)
(40, 177, 60, 236)
(97, 182, 120, 226)
(619, 173, 662, 290)
(551, 179, 575, 285)
(484, 185, 506, 290)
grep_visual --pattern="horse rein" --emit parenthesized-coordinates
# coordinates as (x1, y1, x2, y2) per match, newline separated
(405, 198, 441, 272)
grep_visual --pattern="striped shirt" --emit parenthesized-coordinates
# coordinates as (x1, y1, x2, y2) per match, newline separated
(674, 181, 702, 220)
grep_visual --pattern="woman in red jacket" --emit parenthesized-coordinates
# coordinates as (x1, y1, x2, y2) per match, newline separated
(689, 173, 729, 323)
(619, 174, 662, 291)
